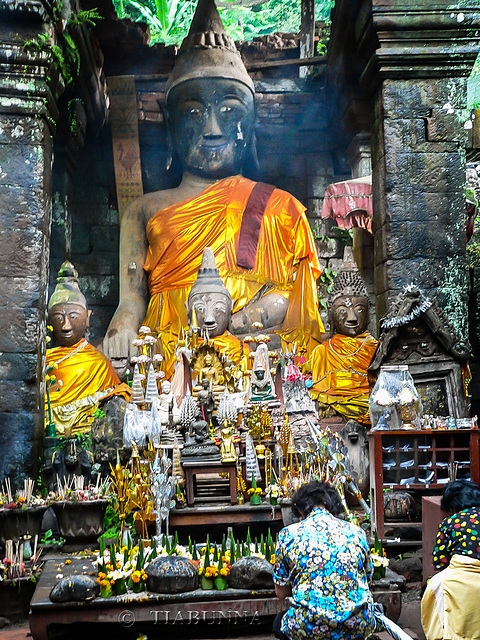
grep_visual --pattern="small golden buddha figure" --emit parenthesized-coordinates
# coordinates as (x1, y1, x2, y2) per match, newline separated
(46, 262, 130, 435)
(220, 422, 237, 463)
(308, 249, 377, 424)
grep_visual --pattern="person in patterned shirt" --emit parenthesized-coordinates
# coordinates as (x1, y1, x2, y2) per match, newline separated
(273, 481, 375, 640)
(422, 480, 480, 640)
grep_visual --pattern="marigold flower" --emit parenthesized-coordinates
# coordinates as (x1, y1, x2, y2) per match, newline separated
(65, 559, 72, 565)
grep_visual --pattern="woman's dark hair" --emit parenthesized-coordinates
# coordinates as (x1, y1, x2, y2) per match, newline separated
(291, 481, 342, 518)
(441, 480, 480, 513)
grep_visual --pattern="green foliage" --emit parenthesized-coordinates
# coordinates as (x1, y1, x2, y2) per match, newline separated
(41, 529, 65, 546)
(112, 0, 334, 45)
(99, 504, 134, 541)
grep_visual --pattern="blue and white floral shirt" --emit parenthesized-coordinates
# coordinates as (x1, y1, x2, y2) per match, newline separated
(274, 507, 375, 640)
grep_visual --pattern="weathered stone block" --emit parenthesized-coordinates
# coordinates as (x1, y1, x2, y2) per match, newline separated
(382, 189, 465, 226)
(306, 198, 323, 218)
(0, 411, 36, 485)
(382, 117, 427, 150)
(256, 124, 302, 154)
(427, 110, 469, 144)
(0, 306, 40, 352)
(78, 275, 117, 306)
(305, 152, 334, 177)
(74, 253, 118, 277)
(299, 129, 334, 153)
(0, 114, 48, 146)
(70, 223, 91, 255)
(0, 276, 40, 309)
(315, 236, 341, 259)
(0, 353, 37, 382)
(90, 225, 119, 254)
(0, 381, 37, 413)
(0, 142, 51, 191)
(0, 228, 47, 278)
(374, 258, 468, 303)
(0, 184, 48, 231)
(384, 151, 465, 194)
(70, 203, 119, 226)
(375, 220, 464, 261)
(381, 78, 467, 119)
(307, 174, 332, 198)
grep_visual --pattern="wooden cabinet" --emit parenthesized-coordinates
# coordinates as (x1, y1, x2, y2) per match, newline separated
(368, 429, 480, 538)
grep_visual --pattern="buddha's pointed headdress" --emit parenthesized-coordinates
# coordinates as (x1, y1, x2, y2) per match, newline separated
(328, 247, 368, 305)
(188, 247, 232, 302)
(166, 0, 254, 100)
(48, 261, 87, 310)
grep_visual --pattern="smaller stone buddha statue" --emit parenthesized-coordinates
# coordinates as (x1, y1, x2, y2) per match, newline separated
(181, 409, 220, 460)
(45, 262, 130, 435)
(152, 380, 182, 445)
(249, 343, 276, 402)
(197, 378, 216, 425)
(308, 248, 377, 424)
(187, 247, 243, 365)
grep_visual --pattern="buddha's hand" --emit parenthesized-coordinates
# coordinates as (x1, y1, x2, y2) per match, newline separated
(102, 301, 143, 361)
(229, 293, 288, 334)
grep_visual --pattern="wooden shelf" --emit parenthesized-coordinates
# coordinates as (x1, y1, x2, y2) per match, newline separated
(369, 429, 480, 538)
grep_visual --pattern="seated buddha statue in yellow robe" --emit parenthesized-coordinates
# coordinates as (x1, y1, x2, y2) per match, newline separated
(102, 0, 324, 377)
(308, 249, 377, 425)
(46, 262, 130, 435)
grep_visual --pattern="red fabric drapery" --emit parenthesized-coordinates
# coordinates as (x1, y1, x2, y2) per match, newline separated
(321, 175, 373, 235)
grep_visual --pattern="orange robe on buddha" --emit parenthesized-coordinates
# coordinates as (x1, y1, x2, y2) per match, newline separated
(46, 339, 130, 435)
(143, 175, 324, 375)
(308, 332, 378, 424)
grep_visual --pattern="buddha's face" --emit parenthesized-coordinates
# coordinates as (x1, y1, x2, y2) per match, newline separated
(330, 296, 369, 337)
(48, 303, 90, 347)
(167, 77, 255, 179)
(189, 292, 231, 337)
(161, 380, 171, 394)
(254, 369, 265, 381)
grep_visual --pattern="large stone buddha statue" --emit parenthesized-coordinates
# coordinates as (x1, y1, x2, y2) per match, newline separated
(102, 0, 323, 375)
(308, 249, 378, 424)
(46, 262, 130, 435)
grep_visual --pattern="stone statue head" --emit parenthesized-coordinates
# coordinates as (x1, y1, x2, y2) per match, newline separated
(328, 248, 369, 338)
(164, 0, 255, 179)
(161, 380, 172, 395)
(48, 261, 91, 347)
(188, 247, 232, 337)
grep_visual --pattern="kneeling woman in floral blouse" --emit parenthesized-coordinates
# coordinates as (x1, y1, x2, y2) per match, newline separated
(273, 481, 375, 640)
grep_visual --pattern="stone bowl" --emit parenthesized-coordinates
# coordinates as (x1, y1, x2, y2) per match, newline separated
(227, 556, 274, 590)
(146, 555, 199, 594)
(51, 499, 109, 543)
(0, 505, 48, 544)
